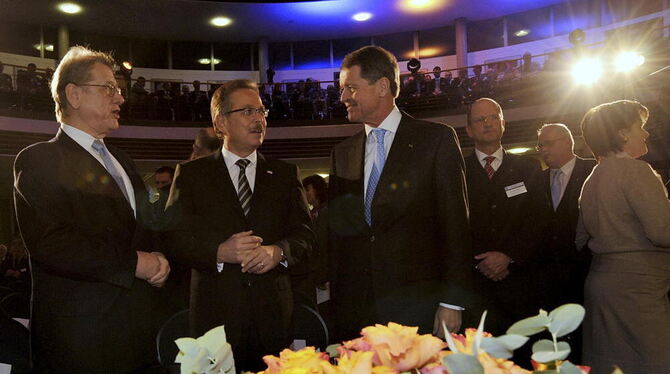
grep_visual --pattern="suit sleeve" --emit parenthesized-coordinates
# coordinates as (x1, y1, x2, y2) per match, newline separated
(272, 164, 314, 267)
(435, 126, 474, 306)
(162, 163, 222, 273)
(13, 148, 137, 289)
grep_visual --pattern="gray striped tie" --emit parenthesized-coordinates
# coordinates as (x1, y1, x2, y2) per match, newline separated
(236, 159, 252, 215)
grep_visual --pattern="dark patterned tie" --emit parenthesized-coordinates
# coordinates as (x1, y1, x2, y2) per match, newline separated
(484, 156, 496, 180)
(236, 159, 252, 215)
(91, 140, 130, 203)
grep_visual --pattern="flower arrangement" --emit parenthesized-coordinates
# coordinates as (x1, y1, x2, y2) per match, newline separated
(177, 304, 605, 374)
(175, 325, 236, 374)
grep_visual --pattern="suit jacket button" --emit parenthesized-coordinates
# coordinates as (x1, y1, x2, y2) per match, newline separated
(370, 235, 375, 243)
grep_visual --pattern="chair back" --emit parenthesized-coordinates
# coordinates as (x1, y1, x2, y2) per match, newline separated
(156, 308, 190, 371)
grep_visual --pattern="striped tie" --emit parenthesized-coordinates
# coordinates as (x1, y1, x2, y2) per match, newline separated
(484, 156, 496, 180)
(364, 128, 387, 226)
(236, 159, 252, 216)
(91, 140, 130, 203)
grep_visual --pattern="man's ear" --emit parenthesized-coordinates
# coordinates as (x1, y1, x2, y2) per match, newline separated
(376, 77, 390, 97)
(213, 114, 227, 137)
(65, 83, 81, 110)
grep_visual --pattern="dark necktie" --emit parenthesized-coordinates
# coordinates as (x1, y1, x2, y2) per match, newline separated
(236, 159, 252, 216)
(484, 156, 496, 180)
(91, 140, 130, 203)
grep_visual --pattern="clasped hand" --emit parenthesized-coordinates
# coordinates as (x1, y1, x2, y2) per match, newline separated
(474, 251, 511, 282)
(217, 230, 281, 274)
(135, 251, 170, 287)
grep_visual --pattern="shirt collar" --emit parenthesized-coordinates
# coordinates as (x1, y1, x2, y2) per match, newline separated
(364, 106, 401, 137)
(221, 145, 257, 170)
(475, 146, 504, 163)
(60, 122, 100, 150)
(553, 156, 576, 175)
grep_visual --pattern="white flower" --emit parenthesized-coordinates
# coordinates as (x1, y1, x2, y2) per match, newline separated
(175, 325, 236, 374)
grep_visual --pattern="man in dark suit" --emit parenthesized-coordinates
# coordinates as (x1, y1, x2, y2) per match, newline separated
(533, 123, 595, 310)
(13, 46, 170, 373)
(464, 98, 542, 335)
(328, 46, 472, 341)
(165, 79, 312, 372)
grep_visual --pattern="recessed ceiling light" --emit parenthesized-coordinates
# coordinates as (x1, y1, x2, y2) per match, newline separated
(33, 44, 54, 52)
(210, 17, 232, 27)
(352, 12, 372, 22)
(198, 58, 221, 65)
(515, 29, 530, 37)
(58, 2, 82, 14)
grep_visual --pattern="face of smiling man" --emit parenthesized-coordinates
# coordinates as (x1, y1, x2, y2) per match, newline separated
(339, 65, 390, 127)
(215, 88, 267, 157)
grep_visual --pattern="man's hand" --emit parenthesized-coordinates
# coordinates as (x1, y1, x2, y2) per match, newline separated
(433, 307, 462, 339)
(474, 251, 511, 281)
(147, 252, 170, 287)
(217, 231, 263, 264)
(136, 251, 170, 287)
(241, 245, 282, 274)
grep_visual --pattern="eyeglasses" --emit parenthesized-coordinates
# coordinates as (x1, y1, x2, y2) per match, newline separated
(77, 83, 122, 97)
(472, 113, 502, 125)
(224, 107, 269, 118)
(536, 137, 566, 151)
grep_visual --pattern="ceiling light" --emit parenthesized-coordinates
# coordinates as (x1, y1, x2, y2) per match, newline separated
(210, 17, 232, 27)
(33, 44, 54, 52)
(398, 0, 446, 13)
(352, 12, 372, 22)
(614, 52, 645, 72)
(58, 2, 82, 14)
(198, 58, 221, 65)
(507, 147, 532, 154)
(571, 58, 603, 85)
(515, 29, 530, 37)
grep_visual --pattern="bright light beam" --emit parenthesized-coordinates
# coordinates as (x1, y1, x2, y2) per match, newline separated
(572, 58, 602, 85)
(352, 12, 372, 21)
(615, 52, 645, 73)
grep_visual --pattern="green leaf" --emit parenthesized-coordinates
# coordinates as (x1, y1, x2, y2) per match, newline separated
(531, 347, 570, 362)
(531, 339, 555, 353)
(442, 353, 484, 374)
(548, 304, 585, 338)
(480, 335, 529, 359)
(559, 361, 584, 374)
(326, 344, 341, 358)
(506, 310, 551, 336)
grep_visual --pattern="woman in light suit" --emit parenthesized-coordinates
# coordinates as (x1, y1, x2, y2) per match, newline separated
(577, 100, 670, 374)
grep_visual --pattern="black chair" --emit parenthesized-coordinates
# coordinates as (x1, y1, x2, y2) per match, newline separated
(0, 292, 29, 319)
(156, 308, 190, 373)
(0, 317, 31, 373)
(293, 303, 329, 350)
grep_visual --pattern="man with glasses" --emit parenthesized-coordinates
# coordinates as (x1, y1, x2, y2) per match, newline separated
(464, 98, 542, 337)
(533, 124, 596, 361)
(13, 46, 170, 373)
(165, 79, 312, 372)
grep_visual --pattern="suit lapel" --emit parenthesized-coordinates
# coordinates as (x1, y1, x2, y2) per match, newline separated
(55, 130, 135, 220)
(249, 152, 272, 220)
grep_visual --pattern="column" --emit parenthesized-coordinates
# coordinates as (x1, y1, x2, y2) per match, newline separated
(58, 25, 69, 59)
(413, 31, 420, 58)
(502, 17, 508, 47)
(258, 38, 269, 83)
(455, 18, 468, 70)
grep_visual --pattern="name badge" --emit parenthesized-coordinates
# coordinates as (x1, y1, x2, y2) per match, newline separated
(505, 182, 527, 198)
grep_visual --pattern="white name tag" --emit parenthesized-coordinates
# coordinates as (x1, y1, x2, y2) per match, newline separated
(505, 182, 527, 198)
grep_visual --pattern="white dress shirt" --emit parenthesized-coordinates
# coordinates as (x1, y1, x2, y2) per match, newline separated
(221, 145, 258, 193)
(363, 106, 401, 194)
(550, 156, 576, 204)
(474, 146, 504, 172)
(60, 123, 136, 217)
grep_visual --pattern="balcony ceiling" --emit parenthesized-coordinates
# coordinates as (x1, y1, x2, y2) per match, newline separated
(2, 0, 567, 43)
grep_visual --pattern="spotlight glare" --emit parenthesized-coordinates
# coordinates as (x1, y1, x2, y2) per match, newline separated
(615, 52, 645, 72)
(210, 16, 232, 27)
(352, 12, 372, 22)
(571, 58, 603, 85)
(33, 44, 54, 52)
(514, 29, 530, 37)
(398, 0, 446, 13)
(198, 58, 221, 65)
(507, 147, 532, 154)
(58, 2, 82, 14)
